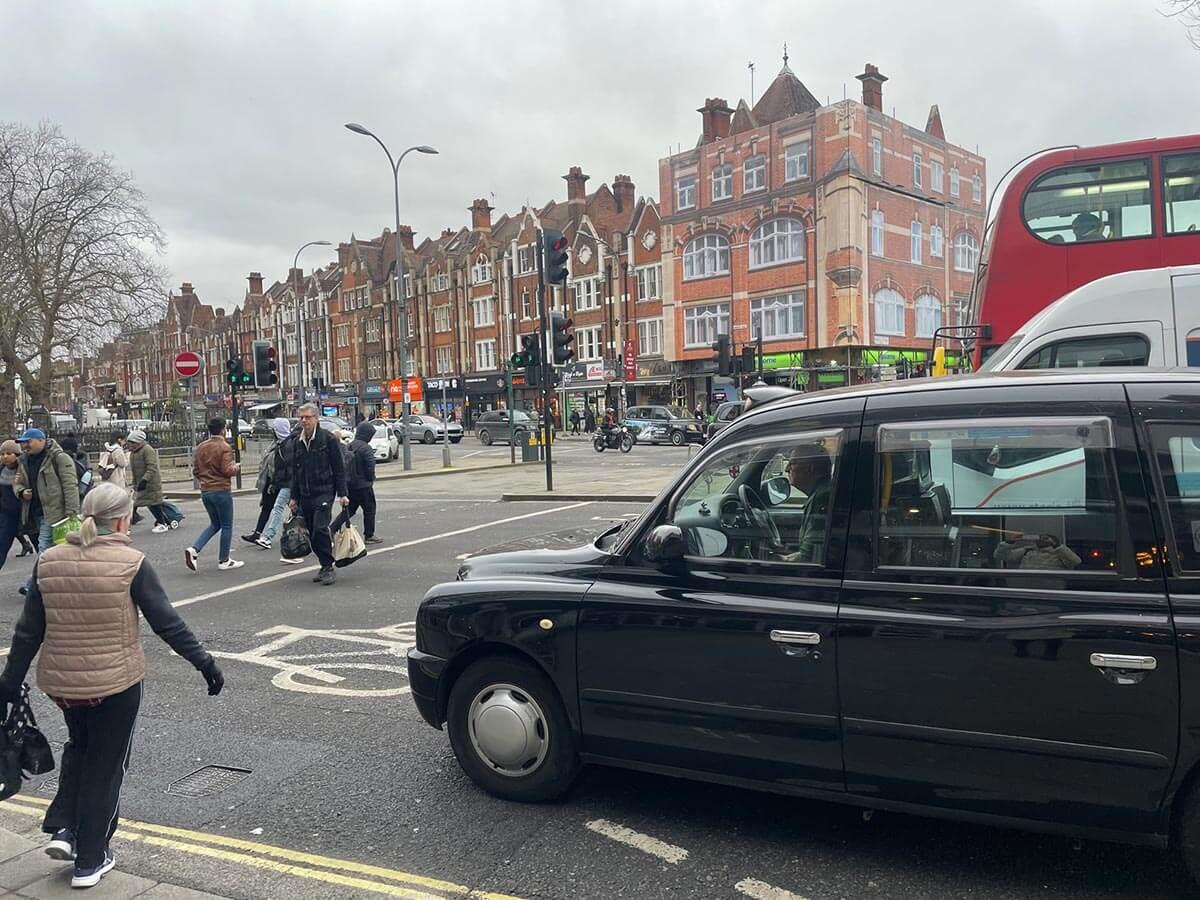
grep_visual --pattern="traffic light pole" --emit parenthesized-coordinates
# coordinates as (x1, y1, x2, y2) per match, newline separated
(536, 229, 553, 492)
(506, 363, 516, 466)
(229, 380, 243, 490)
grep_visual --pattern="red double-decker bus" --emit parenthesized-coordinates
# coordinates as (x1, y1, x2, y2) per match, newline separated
(972, 135, 1200, 363)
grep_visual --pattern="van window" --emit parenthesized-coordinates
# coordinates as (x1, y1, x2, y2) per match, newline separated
(1016, 334, 1150, 369)
(1163, 152, 1200, 235)
(1145, 423, 1200, 571)
(876, 417, 1121, 571)
(1022, 158, 1152, 244)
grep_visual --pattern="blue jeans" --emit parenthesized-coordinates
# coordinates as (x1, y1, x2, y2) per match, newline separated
(193, 491, 234, 563)
(23, 518, 53, 592)
(259, 487, 291, 545)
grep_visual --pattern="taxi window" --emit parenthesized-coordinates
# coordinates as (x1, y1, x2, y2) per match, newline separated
(876, 417, 1121, 571)
(1145, 423, 1200, 572)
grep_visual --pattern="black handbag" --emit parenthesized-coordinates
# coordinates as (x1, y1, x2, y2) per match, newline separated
(281, 511, 312, 560)
(6, 684, 54, 776)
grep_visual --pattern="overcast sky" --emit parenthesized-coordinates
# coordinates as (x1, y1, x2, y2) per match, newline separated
(3, 0, 1196, 310)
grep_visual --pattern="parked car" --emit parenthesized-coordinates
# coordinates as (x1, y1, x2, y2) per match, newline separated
(392, 414, 464, 445)
(365, 422, 399, 461)
(319, 417, 353, 443)
(409, 369, 1200, 886)
(623, 405, 702, 446)
(475, 409, 541, 446)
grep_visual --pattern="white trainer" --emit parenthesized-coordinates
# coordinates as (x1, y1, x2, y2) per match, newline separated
(217, 559, 244, 571)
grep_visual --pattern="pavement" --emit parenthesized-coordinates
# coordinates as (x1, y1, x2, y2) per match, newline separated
(0, 442, 1192, 898)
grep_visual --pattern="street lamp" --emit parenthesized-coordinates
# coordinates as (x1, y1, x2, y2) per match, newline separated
(344, 122, 437, 471)
(292, 240, 332, 407)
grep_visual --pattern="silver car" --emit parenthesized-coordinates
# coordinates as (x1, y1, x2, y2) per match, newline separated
(394, 414, 464, 444)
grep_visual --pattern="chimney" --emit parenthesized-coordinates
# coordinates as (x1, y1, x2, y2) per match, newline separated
(564, 166, 590, 203)
(287, 267, 303, 287)
(247, 272, 263, 295)
(697, 98, 734, 143)
(470, 198, 494, 231)
(441, 228, 455, 239)
(856, 63, 887, 112)
(215, 308, 225, 318)
(179, 282, 195, 296)
(396, 225, 415, 252)
(613, 174, 635, 212)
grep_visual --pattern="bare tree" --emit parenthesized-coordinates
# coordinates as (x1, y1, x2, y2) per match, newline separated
(1163, 0, 1200, 47)
(0, 122, 165, 432)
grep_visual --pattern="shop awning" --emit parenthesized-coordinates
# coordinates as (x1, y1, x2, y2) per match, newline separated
(629, 376, 676, 385)
(248, 401, 282, 411)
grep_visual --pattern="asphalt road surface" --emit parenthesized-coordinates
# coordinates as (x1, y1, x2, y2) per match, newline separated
(0, 448, 1192, 899)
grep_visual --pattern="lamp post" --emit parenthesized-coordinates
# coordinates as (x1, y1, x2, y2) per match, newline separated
(344, 123, 437, 471)
(292, 240, 332, 407)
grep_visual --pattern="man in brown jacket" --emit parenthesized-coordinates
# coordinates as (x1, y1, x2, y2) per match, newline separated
(184, 417, 242, 572)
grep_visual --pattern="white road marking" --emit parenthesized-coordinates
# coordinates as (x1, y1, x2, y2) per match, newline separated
(734, 878, 810, 900)
(171, 502, 592, 609)
(584, 819, 688, 865)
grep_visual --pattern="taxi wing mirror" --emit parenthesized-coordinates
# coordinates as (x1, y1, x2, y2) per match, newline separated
(763, 475, 791, 506)
(643, 524, 686, 562)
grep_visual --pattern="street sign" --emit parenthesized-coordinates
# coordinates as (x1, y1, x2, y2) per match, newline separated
(346, 396, 359, 406)
(174, 351, 202, 380)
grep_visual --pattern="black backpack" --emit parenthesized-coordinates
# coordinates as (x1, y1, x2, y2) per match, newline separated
(72, 457, 92, 499)
(341, 441, 359, 484)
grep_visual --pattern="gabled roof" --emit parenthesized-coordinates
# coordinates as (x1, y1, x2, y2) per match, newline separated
(925, 104, 945, 141)
(730, 99, 757, 135)
(751, 63, 820, 127)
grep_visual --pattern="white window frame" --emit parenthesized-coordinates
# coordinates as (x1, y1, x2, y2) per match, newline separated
(636, 265, 661, 302)
(915, 294, 942, 338)
(676, 175, 696, 210)
(474, 339, 497, 371)
(433, 306, 452, 333)
(872, 137, 882, 176)
(435, 346, 453, 374)
(471, 256, 493, 285)
(367, 355, 384, 380)
(954, 232, 979, 272)
(930, 224, 944, 258)
(683, 303, 730, 348)
(711, 165, 733, 201)
(573, 277, 600, 312)
(577, 325, 603, 361)
(682, 233, 730, 280)
(364, 317, 382, 343)
(750, 292, 806, 341)
(404, 356, 416, 377)
(784, 142, 810, 182)
(337, 358, 351, 382)
(950, 167, 960, 198)
(431, 273, 449, 292)
(874, 288, 905, 336)
(521, 288, 532, 319)
(972, 174, 983, 203)
(910, 220, 923, 264)
(931, 159, 944, 193)
(517, 246, 533, 274)
(335, 324, 350, 348)
(749, 218, 806, 269)
(912, 152, 923, 188)
(743, 155, 767, 193)
(472, 296, 495, 327)
(870, 209, 885, 257)
(637, 318, 664, 356)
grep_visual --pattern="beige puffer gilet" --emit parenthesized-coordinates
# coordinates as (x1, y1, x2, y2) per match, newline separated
(35, 533, 147, 700)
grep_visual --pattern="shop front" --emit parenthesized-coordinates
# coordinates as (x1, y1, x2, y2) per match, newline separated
(360, 382, 387, 420)
(424, 377, 463, 423)
(630, 359, 679, 408)
(463, 373, 507, 429)
(562, 361, 618, 420)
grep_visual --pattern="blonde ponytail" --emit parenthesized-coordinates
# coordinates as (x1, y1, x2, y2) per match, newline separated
(77, 482, 134, 547)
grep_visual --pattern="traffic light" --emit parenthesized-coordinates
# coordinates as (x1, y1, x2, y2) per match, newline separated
(226, 356, 252, 387)
(550, 311, 574, 364)
(511, 332, 541, 369)
(740, 344, 755, 376)
(542, 228, 569, 286)
(713, 334, 731, 376)
(252, 340, 278, 388)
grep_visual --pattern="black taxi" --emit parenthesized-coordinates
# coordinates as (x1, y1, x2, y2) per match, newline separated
(408, 370, 1200, 885)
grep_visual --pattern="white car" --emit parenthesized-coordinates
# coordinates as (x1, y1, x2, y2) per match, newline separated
(319, 417, 354, 443)
(367, 423, 399, 461)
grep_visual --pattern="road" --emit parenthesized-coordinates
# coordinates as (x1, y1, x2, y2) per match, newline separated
(0, 443, 1192, 899)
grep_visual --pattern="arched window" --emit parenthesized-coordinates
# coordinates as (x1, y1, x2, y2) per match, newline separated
(683, 234, 730, 280)
(749, 218, 806, 269)
(711, 165, 733, 202)
(954, 232, 979, 272)
(874, 288, 905, 336)
(915, 294, 942, 338)
(870, 209, 885, 257)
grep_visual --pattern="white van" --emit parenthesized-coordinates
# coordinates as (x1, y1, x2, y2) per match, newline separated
(978, 264, 1200, 372)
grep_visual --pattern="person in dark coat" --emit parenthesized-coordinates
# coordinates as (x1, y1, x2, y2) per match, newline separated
(288, 404, 348, 585)
(333, 422, 380, 544)
(584, 405, 596, 434)
(569, 409, 581, 435)
(0, 440, 28, 570)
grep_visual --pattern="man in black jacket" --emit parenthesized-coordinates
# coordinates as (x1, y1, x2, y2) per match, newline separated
(288, 404, 348, 585)
(333, 422, 380, 544)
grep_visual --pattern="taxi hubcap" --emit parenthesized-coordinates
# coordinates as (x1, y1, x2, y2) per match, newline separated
(468, 683, 548, 777)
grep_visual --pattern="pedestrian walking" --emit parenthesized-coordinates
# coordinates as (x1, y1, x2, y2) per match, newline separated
(126, 431, 171, 532)
(584, 405, 596, 434)
(14, 429, 80, 596)
(97, 434, 128, 488)
(333, 422, 380, 544)
(569, 409, 581, 435)
(59, 436, 93, 500)
(184, 418, 242, 572)
(242, 418, 293, 553)
(0, 482, 224, 889)
(288, 403, 348, 586)
(0, 440, 28, 571)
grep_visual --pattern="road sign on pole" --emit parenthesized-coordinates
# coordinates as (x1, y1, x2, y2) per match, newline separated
(174, 351, 203, 380)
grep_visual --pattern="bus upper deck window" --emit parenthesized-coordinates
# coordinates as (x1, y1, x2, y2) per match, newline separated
(1022, 158, 1152, 244)
(1164, 152, 1200, 235)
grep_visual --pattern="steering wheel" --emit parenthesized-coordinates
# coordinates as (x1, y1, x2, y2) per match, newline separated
(738, 484, 782, 547)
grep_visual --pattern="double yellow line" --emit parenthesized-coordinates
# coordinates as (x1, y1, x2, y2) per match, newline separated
(1, 795, 523, 900)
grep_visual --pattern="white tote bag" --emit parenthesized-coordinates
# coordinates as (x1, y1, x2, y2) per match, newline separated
(333, 522, 367, 568)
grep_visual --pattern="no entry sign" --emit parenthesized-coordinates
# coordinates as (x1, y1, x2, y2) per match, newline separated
(174, 351, 202, 380)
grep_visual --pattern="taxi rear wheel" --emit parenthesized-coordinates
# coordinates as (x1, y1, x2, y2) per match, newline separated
(447, 656, 579, 802)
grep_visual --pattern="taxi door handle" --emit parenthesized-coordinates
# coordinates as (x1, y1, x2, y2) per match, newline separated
(1090, 653, 1156, 671)
(770, 630, 821, 646)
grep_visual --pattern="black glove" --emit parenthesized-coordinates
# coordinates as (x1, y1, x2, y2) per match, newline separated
(200, 658, 224, 696)
(137, 480, 147, 492)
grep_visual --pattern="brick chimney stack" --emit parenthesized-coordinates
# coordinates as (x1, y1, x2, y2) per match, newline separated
(247, 272, 264, 295)
(396, 225, 415, 252)
(470, 198, 494, 232)
(697, 98, 734, 143)
(564, 166, 590, 203)
(441, 228, 455, 239)
(856, 63, 887, 112)
(179, 282, 195, 296)
(613, 175, 635, 212)
(287, 267, 303, 288)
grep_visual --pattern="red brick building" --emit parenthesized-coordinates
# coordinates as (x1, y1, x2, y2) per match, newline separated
(659, 57, 987, 408)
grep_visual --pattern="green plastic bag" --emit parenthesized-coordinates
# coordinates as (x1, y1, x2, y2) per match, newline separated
(51, 516, 81, 546)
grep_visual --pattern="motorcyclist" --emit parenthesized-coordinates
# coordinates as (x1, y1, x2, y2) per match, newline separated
(598, 408, 620, 447)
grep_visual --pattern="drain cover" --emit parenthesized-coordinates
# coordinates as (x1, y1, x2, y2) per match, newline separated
(166, 765, 251, 799)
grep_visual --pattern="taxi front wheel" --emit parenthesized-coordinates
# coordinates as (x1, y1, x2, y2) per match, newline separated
(447, 656, 580, 802)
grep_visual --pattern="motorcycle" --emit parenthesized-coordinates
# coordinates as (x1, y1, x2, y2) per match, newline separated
(593, 426, 634, 453)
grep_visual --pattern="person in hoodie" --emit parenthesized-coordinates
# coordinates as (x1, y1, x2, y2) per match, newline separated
(332, 421, 381, 544)
(243, 417, 294, 551)
(0, 440, 28, 570)
(14, 429, 80, 595)
(58, 436, 93, 500)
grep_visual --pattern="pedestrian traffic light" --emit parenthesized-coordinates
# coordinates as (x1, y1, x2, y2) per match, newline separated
(740, 344, 755, 376)
(226, 356, 252, 387)
(713, 334, 731, 376)
(542, 228, 569, 286)
(550, 311, 574, 364)
(252, 340, 278, 388)
(511, 332, 541, 369)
